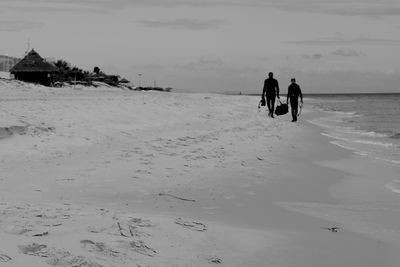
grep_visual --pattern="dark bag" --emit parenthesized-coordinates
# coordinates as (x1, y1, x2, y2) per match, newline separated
(275, 100, 288, 116)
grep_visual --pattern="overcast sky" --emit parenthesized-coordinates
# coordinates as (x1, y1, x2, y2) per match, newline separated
(1, 0, 400, 93)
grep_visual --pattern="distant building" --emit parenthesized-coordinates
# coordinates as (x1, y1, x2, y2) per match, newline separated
(10, 49, 59, 86)
(0, 55, 20, 72)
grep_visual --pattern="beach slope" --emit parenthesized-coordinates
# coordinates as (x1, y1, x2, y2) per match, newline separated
(0, 81, 398, 266)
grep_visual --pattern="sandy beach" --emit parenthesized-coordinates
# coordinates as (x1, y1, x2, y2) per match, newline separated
(0, 80, 399, 266)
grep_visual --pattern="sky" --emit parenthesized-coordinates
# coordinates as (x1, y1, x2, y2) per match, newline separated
(1, 0, 400, 93)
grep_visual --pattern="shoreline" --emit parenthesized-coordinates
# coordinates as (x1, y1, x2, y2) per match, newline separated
(0, 86, 398, 266)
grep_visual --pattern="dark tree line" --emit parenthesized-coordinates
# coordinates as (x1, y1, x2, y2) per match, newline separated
(53, 59, 90, 83)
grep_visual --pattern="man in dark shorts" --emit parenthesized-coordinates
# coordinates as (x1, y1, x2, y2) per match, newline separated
(261, 72, 280, 117)
(286, 78, 303, 122)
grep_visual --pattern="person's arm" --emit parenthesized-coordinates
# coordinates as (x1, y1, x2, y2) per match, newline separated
(299, 85, 303, 103)
(276, 80, 280, 98)
(262, 80, 266, 99)
(287, 86, 290, 104)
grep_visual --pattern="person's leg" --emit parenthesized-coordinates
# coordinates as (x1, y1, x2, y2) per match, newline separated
(270, 95, 276, 117)
(293, 106, 298, 121)
(290, 107, 295, 121)
(266, 95, 273, 116)
(290, 98, 298, 121)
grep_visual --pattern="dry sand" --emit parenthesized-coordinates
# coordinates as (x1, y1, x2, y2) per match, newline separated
(0, 79, 399, 266)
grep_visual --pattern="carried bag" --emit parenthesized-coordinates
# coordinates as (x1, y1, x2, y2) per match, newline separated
(275, 100, 288, 116)
(258, 98, 266, 109)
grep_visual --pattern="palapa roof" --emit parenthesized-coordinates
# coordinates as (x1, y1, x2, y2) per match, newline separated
(10, 49, 58, 73)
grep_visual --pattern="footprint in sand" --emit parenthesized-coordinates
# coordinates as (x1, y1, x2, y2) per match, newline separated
(321, 226, 341, 233)
(87, 226, 107, 234)
(80, 240, 119, 257)
(18, 244, 105, 267)
(175, 218, 207, 232)
(116, 240, 157, 257)
(207, 256, 223, 264)
(111, 220, 152, 238)
(46, 252, 103, 267)
(0, 254, 12, 262)
(128, 218, 154, 228)
(18, 243, 49, 257)
(31, 230, 49, 237)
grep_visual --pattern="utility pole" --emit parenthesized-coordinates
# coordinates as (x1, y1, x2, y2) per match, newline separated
(25, 38, 31, 55)
(5, 54, 9, 72)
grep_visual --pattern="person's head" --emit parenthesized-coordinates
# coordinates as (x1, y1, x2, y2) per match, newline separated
(268, 72, 273, 78)
(291, 78, 296, 83)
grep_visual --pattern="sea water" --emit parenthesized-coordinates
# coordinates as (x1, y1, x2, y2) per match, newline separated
(306, 94, 400, 192)
(307, 94, 400, 162)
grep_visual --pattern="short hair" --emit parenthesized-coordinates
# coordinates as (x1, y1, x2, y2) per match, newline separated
(291, 78, 296, 82)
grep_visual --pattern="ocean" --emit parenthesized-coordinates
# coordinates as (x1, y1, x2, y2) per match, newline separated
(306, 94, 400, 169)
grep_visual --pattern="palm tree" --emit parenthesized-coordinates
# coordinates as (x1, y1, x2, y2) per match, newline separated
(55, 60, 71, 73)
(93, 66, 100, 75)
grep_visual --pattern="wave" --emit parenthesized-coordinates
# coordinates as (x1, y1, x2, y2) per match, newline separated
(374, 157, 400, 166)
(312, 106, 360, 115)
(385, 180, 400, 194)
(310, 98, 400, 169)
(321, 109, 359, 116)
(354, 139, 395, 148)
(309, 99, 357, 103)
(343, 130, 388, 138)
(313, 116, 393, 142)
(322, 132, 395, 149)
(329, 141, 357, 151)
(321, 132, 351, 142)
(308, 115, 358, 131)
(322, 133, 400, 164)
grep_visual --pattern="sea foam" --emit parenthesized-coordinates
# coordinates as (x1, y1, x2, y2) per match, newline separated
(385, 180, 400, 194)
(354, 139, 395, 148)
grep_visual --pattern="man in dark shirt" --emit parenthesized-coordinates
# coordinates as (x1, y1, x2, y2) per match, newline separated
(286, 78, 303, 122)
(261, 72, 280, 117)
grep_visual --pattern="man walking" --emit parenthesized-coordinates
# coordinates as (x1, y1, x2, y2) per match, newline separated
(286, 78, 303, 122)
(261, 72, 280, 117)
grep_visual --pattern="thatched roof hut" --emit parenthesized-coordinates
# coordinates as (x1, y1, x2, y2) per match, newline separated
(10, 49, 58, 86)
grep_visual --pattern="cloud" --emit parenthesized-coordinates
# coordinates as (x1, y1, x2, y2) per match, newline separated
(175, 57, 224, 70)
(2, 0, 400, 18)
(136, 18, 226, 30)
(0, 0, 241, 12)
(271, 1, 400, 18)
(331, 48, 361, 57)
(0, 0, 112, 13)
(129, 0, 400, 18)
(0, 20, 43, 32)
(130, 63, 168, 70)
(302, 54, 323, 60)
(288, 37, 400, 46)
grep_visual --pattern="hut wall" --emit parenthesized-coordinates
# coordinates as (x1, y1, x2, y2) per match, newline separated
(14, 72, 53, 86)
